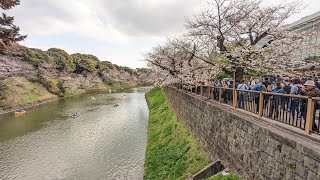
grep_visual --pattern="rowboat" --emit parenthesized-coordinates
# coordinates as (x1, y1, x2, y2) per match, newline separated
(14, 110, 26, 115)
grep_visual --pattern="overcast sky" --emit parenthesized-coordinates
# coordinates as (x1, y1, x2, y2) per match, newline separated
(3, 0, 320, 68)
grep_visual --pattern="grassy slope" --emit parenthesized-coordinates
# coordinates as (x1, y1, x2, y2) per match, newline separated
(1, 77, 57, 109)
(0, 76, 138, 111)
(90, 81, 139, 90)
(207, 173, 241, 180)
(145, 87, 210, 180)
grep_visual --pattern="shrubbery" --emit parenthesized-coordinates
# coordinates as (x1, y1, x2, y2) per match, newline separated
(120, 66, 134, 75)
(71, 53, 100, 74)
(57, 80, 65, 97)
(47, 48, 75, 72)
(0, 82, 8, 102)
(21, 48, 53, 67)
(36, 70, 52, 92)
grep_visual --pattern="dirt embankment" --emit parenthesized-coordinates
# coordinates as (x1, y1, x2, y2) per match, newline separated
(0, 45, 153, 113)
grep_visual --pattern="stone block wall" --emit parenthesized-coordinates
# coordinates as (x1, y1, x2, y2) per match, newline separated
(192, 161, 224, 180)
(165, 87, 320, 180)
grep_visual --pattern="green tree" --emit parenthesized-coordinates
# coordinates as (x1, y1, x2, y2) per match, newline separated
(0, 0, 26, 47)
(71, 53, 100, 74)
(0, 81, 8, 101)
(47, 48, 75, 72)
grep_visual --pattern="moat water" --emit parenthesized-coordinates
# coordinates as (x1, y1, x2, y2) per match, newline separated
(0, 87, 151, 180)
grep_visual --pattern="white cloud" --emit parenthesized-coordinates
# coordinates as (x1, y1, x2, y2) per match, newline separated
(2, 0, 319, 68)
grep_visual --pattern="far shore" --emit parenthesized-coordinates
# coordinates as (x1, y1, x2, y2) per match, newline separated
(0, 85, 152, 116)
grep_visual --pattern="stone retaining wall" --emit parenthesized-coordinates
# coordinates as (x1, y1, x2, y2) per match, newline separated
(192, 161, 224, 180)
(165, 87, 320, 180)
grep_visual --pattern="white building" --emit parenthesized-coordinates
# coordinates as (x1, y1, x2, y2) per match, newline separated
(285, 11, 320, 64)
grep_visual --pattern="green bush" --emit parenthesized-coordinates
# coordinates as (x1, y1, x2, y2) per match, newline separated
(216, 72, 231, 80)
(71, 53, 100, 74)
(57, 80, 65, 97)
(21, 48, 52, 67)
(98, 61, 114, 71)
(0, 82, 8, 101)
(36, 70, 52, 92)
(246, 68, 262, 78)
(48, 48, 75, 72)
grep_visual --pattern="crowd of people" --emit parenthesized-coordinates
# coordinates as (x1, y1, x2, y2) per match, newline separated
(211, 77, 320, 97)
(208, 77, 320, 131)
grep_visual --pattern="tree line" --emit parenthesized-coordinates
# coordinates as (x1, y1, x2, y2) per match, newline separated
(0, 0, 26, 49)
(145, 0, 320, 86)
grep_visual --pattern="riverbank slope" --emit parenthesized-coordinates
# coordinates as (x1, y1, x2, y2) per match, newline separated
(0, 45, 153, 113)
(144, 87, 210, 179)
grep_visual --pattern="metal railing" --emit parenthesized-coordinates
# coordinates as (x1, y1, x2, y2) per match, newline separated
(174, 83, 319, 136)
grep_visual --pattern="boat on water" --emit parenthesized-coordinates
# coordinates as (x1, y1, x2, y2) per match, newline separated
(70, 112, 81, 119)
(71, 114, 81, 118)
(113, 103, 119, 107)
(14, 109, 26, 115)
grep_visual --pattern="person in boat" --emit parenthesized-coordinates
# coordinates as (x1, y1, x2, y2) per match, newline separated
(71, 112, 80, 117)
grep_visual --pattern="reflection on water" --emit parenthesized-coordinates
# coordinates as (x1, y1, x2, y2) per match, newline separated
(0, 87, 151, 180)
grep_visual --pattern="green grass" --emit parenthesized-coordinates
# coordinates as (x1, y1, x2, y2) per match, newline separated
(64, 88, 85, 96)
(1, 76, 57, 108)
(207, 173, 241, 180)
(144, 87, 210, 180)
(22, 92, 43, 102)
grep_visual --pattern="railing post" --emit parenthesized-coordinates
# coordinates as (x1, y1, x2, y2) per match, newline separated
(200, 81, 203, 97)
(233, 89, 237, 108)
(305, 98, 314, 135)
(207, 85, 211, 99)
(219, 88, 222, 103)
(195, 83, 198, 95)
(259, 91, 264, 117)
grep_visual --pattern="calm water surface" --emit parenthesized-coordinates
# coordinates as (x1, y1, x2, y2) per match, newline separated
(0, 87, 151, 180)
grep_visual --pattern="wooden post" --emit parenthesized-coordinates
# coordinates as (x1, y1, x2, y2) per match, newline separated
(219, 88, 222, 103)
(195, 83, 198, 95)
(258, 91, 264, 117)
(207, 85, 211, 99)
(200, 81, 203, 97)
(233, 89, 237, 108)
(305, 98, 314, 135)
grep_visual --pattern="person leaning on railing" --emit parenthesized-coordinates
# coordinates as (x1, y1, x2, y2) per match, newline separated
(289, 78, 303, 119)
(251, 79, 267, 113)
(237, 80, 249, 108)
(300, 80, 320, 131)
(268, 82, 284, 118)
(300, 80, 320, 97)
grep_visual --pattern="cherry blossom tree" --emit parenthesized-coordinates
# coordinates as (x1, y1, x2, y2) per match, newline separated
(146, 0, 320, 86)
